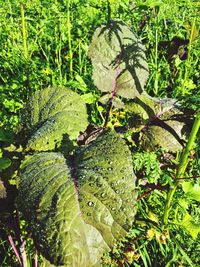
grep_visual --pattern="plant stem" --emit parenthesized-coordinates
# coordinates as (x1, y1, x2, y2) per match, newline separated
(8, 234, 23, 266)
(107, 0, 111, 24)
(154, 28, 159, 95)
(163, 110, 200, 225)
(67, 0, 73, 77)
(21, 3, 28, 60)
(182, 16, 196, 93)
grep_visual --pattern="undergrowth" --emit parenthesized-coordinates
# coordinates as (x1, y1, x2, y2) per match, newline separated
(0, 0, 199, 266)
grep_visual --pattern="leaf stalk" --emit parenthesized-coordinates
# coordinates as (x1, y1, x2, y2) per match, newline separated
(163, 110, 200, 225)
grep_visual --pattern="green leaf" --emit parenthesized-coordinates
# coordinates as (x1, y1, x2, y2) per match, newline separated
(0, 128, 13, 143)
(0, 158, 11, 171)
(89, 20, 149, 99)
(75, 130, 137, 244)
(22, 87, 88, 152)
(81, 92, 97, 104)
(19, 130, 137, 266)
(178, 198, 189, 209)
(75, 74, 88, 92)
(19, 152, 97, 266)
(112, 97, 125, 109)
(98, 94, 125, 108)
(182, 182, 200, 202)
(175, 213, 200, 239)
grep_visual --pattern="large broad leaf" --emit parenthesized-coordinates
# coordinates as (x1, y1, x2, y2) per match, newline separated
(126, 93, 193, 152)
(75, 129, 137, 243)
(19, 130, 137, 266)
(89, 20, 149, 99)
(19, 152, 101, 266)
(22, 87, 88, 151)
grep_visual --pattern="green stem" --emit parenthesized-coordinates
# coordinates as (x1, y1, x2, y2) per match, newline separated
(154, 27, 159, 95)
(107, 0, 111, 24)
(20, 3, 28, 60)
(67, 0, 73, 77)
(163, 110, 200, 225)
(182, 16, 196, 92)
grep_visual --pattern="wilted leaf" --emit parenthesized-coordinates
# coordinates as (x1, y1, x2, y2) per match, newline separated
(126, 93, 193, 152)
(0, 180, 6, 199)
(19, 130, 137, 266)
(89, 20, 149, 99)
(22, 87, 88, 151)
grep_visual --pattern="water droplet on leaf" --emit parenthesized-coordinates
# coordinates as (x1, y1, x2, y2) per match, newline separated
(88, 201, 94, 207)
(101, 192, 106, 198)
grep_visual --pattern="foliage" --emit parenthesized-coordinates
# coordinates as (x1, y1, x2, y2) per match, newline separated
(0, 0, 199, 267)
(19, 129, 137, 266)
(125, 92, 194, 151)
(89, 20, 149, 99)
(22, 87, 88, 151)
(133, 151, 161, 184)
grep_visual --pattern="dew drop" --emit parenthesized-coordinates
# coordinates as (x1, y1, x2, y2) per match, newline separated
(88, 201, 94, 207)
(108, 167, 113, 171)
(111, 207, 116, 211)
(87, 212, 91, 216)
(115, 190, 120, 194)
(101, 192, 106, 198)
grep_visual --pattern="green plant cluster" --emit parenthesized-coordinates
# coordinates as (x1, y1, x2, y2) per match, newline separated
(0, 0, 200, 267)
